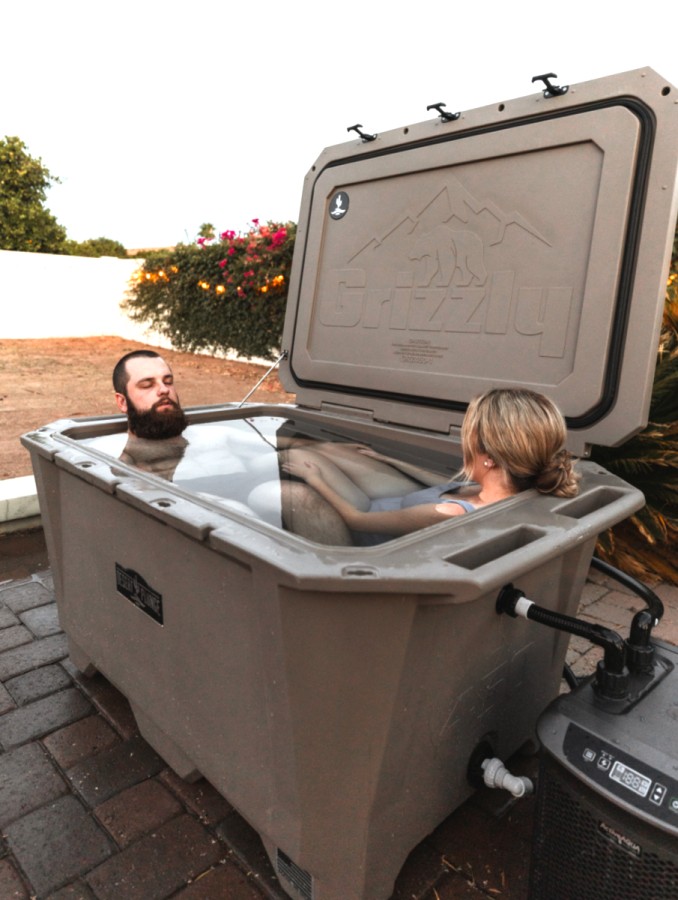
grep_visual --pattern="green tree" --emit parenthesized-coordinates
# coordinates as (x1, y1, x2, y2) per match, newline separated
(66, 236, 128, 258)
(0, 136, 67, 253)
(197, 222, 215, 241)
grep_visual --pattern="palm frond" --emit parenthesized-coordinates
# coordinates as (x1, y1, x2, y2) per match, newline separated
(590, 222, 678, 583)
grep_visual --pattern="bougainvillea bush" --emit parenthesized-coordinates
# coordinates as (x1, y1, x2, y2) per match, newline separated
(123, 220, 296, 361)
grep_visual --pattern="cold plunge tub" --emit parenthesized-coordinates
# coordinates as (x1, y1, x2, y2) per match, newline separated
(23, 410, 643, 900)
(22, 68, 678, 900)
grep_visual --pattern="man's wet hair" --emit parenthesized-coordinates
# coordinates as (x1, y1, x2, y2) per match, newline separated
(112, 350, 162, 396)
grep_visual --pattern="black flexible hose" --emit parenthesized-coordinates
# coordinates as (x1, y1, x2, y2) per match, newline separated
(522, 602, 627, 674)
(590, 556, 664, 624)
(496, 584, 628, 691)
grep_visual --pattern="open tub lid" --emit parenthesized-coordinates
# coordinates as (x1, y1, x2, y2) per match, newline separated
(280, 68, 678, 455)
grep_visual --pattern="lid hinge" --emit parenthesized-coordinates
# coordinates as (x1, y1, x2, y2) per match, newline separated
(319, 401, 375, 422)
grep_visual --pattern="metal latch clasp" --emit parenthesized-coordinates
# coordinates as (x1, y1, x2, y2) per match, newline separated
(532, 72, 569, 97)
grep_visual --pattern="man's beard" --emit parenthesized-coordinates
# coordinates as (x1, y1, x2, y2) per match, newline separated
(126, 396, 188, 440)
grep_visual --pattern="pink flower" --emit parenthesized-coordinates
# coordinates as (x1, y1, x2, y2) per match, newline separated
(271, 228, 287, 247)
(227, 247, 236, 256)
(197, 237, 207, 246)
(252, 218, 259, 226)
(221, 230, 236, 241)
(218, 259, 227, 269)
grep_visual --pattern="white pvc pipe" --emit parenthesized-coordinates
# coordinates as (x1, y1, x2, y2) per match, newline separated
(481, 757, 534, 798)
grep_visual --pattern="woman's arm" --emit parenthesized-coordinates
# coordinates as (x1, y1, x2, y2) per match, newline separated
(282, 460, 466, 535)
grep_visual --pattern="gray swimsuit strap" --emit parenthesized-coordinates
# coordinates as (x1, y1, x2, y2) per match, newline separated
(438, 497, 477, 513)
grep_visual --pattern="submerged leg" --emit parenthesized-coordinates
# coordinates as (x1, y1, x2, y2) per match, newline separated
(280, 482, 352, 546)
(281, 448, 372, 510)
(309, 442, 424, 498)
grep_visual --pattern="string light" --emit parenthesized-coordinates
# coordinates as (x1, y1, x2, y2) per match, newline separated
(136, 224, 291, 298)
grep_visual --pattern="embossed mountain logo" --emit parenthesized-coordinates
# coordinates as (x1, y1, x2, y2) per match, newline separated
(348, 178, 550, 290)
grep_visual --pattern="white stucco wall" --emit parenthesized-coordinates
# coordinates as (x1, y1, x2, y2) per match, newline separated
(0, 249, 272, 364)
(0, 249, 170, 345)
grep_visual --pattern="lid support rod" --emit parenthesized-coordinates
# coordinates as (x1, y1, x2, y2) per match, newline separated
(237, 351, 288, 408)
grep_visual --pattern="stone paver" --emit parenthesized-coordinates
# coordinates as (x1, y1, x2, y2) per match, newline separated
(0, 687, 91, 750)
(0, 603, 21, 628)
(5, 795, 113, 897)
(0, 742, 68, 829)
(0, 632, 69, 680)
(5, 662, 72, 705)
(42, 714, 119, 770)
(94, 779, 182, 848)
(172, 863, 266, 898)
(0, 858, 29, 899)
(85, 814, 223, 900)
(0, 580, 53, 613)
(0, 624, 33, 654)
(0, 544, 675, 900)
(0, 680, 15, 714)
(67, 734, 165, 806)
(19, 602, 61, 637)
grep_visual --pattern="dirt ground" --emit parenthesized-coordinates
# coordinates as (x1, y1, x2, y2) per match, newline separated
(0, 336, 295, 480)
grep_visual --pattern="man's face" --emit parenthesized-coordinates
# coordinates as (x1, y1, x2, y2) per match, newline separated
(114, 356, 187, 439)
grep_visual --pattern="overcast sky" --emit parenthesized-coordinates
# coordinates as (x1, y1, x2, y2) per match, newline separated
(3, 1, 677, 250)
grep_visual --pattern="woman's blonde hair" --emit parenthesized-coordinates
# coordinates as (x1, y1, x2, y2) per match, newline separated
(461, 388, 579, 497)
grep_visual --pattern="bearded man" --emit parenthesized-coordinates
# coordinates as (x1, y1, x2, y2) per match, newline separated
(112, 350, 188, 479)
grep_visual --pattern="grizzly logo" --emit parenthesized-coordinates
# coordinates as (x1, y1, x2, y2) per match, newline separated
(317, 177, 571, 359)
(115, 564, 163, 625)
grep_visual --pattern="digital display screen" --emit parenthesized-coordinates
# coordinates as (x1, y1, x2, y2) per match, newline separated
(609, 761, 652, 798)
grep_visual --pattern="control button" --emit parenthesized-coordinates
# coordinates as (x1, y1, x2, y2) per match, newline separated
(669, 798, 678, 815)
(650, 784, 667, 806)
(597, 753, 613, 771)
(583, 748, 596, 763)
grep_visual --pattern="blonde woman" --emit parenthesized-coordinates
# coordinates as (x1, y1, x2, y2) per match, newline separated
(282, 389, 579, 544)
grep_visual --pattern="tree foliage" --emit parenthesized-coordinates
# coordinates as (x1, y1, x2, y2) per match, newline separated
(591, 219, 678, 583)
(0, 136, 67, 252)
(0, 136, 128, 257)
(197, 222, 215, 240)
(65, 236, 128, 258)
(123, 221, 295, 360)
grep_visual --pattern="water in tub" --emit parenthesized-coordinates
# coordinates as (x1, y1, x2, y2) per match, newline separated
(79, 416, 462, 538)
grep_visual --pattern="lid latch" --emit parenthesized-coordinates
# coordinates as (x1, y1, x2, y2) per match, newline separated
(347, 124, 377, 142)
(426, 102, 460, 122)
(531, 72, 569, 98)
